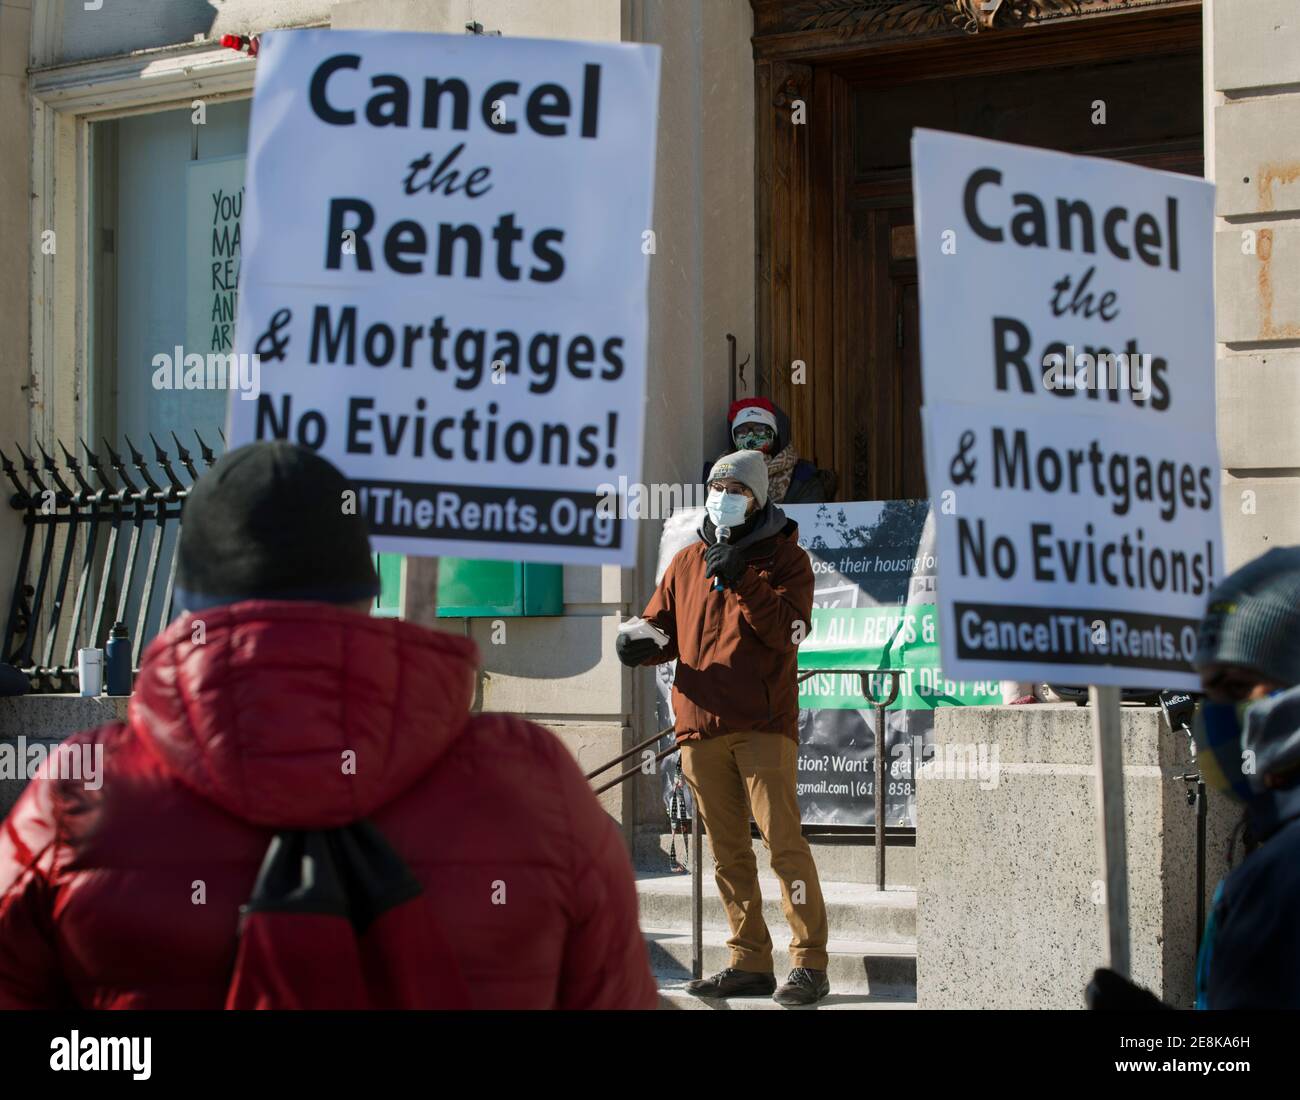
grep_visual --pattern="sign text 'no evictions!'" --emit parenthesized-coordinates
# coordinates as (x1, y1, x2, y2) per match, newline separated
(912, 130, 1220, 690)
(228, 30, 661, 566)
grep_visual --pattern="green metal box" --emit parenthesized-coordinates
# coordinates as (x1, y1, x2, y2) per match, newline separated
(372, 553, 403, 618)
(435, 557, 564, 617)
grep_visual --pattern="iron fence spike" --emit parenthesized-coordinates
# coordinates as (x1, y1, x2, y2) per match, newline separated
(194, 430, 216, 466)
(103, 437, 139, 493)
(36, 441, 72, 497)
(80, 438, 113, 490)
(79, 439, 112, 490)
(170, 431, 198, 480)
(0, 447, 25, 497)
(15, 445, 47, 492)
(123, 434, 161, 493)
(150, 433, 184, 490)
(59, 440, 95, 495)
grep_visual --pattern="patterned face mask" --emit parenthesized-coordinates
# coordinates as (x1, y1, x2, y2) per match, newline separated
(733, 425, 776, 453)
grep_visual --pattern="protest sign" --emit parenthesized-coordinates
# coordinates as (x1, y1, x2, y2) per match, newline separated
(912, 130, 1219, 691)
(794, 499, 1001, 826)
(186, 155, 245, 360)
(228, 30, 660, 566)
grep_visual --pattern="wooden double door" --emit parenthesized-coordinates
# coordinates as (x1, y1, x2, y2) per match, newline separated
(757, 6, 1204, 502)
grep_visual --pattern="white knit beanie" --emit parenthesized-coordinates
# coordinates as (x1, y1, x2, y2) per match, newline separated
(731, 404, 778, 435)
(707, 450, 769, 507)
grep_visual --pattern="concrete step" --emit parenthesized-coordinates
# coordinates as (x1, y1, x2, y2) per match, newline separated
(643, 927, 917, 998)
(635, 830, 917, 887)
(656, 981, 915, 1010)
(636, 872, 916, 944)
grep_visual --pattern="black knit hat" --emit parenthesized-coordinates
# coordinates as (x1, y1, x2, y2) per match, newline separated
(1194, 546, 1300, 689)
(175, 441, 381, 612)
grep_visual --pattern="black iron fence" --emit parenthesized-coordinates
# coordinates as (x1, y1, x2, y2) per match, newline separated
(2, 432, 222, 692)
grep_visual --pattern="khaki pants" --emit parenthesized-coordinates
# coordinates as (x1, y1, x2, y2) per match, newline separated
(679, 731, 829, 973)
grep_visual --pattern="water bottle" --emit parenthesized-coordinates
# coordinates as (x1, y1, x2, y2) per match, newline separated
(105, 621, 133, 696)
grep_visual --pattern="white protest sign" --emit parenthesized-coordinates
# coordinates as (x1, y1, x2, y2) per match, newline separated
(912, 129, 1220, 690)
(228, 30, 660, 566)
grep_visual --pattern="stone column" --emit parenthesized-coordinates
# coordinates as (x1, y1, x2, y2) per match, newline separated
(0, 0, 32, 604)
(1209, 0, 1300, 568)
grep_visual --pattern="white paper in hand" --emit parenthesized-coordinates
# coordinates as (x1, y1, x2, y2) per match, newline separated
(618, 616, 669, 648)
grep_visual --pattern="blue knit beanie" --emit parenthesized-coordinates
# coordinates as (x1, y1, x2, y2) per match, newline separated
(1194, 546, 1300, 688)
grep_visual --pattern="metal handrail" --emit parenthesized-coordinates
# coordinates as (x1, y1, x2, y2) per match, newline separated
(586, 722, 701, 977)
(591, 744, 680, 796)
(585, 725, 676, 794)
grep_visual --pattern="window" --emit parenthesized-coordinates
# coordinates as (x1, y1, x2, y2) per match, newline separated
(83, 100, 251, 636)
(90, 98, 251, 451)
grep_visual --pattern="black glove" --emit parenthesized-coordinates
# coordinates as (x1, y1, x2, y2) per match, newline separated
(1085, 968, 1172, 1010)
(0, 662, 30, 697)
(704, 543, 746, 585)
(616, 632, 662, 667)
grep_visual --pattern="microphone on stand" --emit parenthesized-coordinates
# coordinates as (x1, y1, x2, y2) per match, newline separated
(711, 525, 731, 592)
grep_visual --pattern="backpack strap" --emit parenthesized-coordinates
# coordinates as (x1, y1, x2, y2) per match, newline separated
(226, 821, 470, 1009)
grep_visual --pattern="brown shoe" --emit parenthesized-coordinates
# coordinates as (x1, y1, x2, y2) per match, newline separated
(685, 968, 777, 998)
(773, 967, 830, 1005)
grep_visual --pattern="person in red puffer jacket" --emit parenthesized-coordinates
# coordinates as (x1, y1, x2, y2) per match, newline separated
(0, 442, 657, 1011)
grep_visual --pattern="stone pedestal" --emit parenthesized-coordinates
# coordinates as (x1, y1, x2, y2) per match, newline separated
(917, 703, 1238, 1009)
(0, 695, 130, 815)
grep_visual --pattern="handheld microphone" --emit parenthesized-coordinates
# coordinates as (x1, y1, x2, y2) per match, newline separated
(1159, 691, 1197, 734)
(711, 526, 731, 592)
(1159, 690, 1201, 762)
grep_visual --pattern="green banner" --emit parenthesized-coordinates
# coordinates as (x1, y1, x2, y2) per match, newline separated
(798, 605, 1002, 709)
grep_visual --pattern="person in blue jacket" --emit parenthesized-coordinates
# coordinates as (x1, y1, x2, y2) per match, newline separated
(1190, 546, 1300, 1008)
(1087, 546, 1300, 1010)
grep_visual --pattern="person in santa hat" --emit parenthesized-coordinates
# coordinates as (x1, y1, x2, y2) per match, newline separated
(712, 398, 834, 505)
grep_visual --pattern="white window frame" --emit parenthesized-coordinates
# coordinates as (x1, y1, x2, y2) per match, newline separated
(28, 40, 259, 454)
(26, 33, 421, 626)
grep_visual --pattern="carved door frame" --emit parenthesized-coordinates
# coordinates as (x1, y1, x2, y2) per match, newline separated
(750, 0, 1203, 495)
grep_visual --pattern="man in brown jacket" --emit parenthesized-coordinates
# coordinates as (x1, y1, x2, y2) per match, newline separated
(616, 450, 829, 1004)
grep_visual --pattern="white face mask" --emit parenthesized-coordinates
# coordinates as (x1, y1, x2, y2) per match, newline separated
(706, 489, 750, 530)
